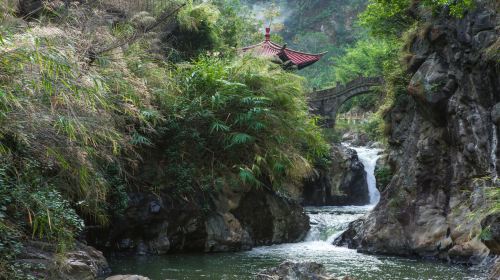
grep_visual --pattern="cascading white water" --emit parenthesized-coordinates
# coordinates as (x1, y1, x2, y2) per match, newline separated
(304, 206, 370, 243)
(345, 144, 382, 205)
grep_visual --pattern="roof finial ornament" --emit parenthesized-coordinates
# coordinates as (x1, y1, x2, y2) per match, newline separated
(265, 27, 271, 41)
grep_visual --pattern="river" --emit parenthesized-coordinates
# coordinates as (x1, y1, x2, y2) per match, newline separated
(109, 145, 488, 280)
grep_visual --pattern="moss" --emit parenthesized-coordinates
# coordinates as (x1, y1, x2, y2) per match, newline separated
(375, 165, 393, 192)
(484, 37, 500, 64)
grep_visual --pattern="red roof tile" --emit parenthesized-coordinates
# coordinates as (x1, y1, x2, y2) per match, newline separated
(241, 28, 326, 69)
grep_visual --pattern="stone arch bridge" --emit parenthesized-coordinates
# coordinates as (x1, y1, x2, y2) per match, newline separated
(308, 77, 384, 127)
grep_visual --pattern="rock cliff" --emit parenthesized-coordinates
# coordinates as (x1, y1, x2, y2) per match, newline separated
(89, 187, 309, 255)
(303, 144, 369, 206)
(336, 2, 499, 264)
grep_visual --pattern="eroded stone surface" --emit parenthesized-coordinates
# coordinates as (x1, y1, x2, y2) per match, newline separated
(303, 144, 369, 206)
(255, 261, 348, 280)
(336, 2, 499, 263)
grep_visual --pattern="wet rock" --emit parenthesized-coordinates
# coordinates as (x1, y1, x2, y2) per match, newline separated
(255, 261, 345, 280)
(489, 258, 500, 280)
(333, 218, 365, 248)
(471, 10, 495, 34)
(149, 200, 161, 213)
(232, 191, 310, 246)
(407, 53, 450, 105)
(342, 131, 370, 146)
(368, 142, 384, 149)
(302, 144, 369, 206)
(16, 241, 109, 280)
(482, 214, 500, 254)
(491, 103, 500, 126)
(374, 153, 391, 193)
(472, 31, 497, 49)
(92, 187, 309, 255)
(338, 2, 500, 263)
(205, 212, 252, 252)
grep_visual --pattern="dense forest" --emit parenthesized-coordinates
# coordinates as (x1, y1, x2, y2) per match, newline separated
(0, 0, 498, 279)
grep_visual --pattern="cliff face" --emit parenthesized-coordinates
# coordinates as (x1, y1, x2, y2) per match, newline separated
(92, 189, 309, 256)
(89, 146, 310, 255)
(336, 2, 499, 263)
(303, 144, 369, 206)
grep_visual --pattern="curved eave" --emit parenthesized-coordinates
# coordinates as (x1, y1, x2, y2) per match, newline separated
(241, 40, 327, 69)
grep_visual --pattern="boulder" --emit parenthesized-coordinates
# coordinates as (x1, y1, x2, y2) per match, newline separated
(16, 241, 109, 280)
(333, 218, 365, 248)
(106, 275, 150, 280)
(232, 190, 310, 246)
(205, 212, 252, 252)
(255, 261, 352, 280)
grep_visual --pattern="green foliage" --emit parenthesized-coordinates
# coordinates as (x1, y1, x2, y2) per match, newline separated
(333, 38, 401, 84)
(0, 160, 84, 247)
(280, 0, 368, 89)
(334, 113, 385, 143)
(359, 0, 415, 38)
(339, 94, 379, 113)
(478, 226, 492, 241)
(484, 183, 500, 215)
(422, 0, 474, 18)
(159, 56, 329, 192)
(171, 0, 259, 59)
(292, 32, 343, 89)
(0, 159, 83, 278)
(0, 32, 149, 225)
(360, 0, 474, 38)
(375, 165, 392, 191)
(0, 2, 330, 276)
(465, 178, 500, 240)
(362, 115, 385, 141)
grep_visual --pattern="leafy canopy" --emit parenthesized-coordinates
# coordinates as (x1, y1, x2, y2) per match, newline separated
(360, 0, 474, 38)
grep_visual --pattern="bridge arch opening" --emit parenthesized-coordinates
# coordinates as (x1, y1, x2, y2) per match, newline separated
(308, 76, 383, 128)
(336, 92, 378, 124)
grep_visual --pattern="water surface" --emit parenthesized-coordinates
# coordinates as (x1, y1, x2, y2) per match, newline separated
(109, 145, 488, 280)
(109, 206, 487, 280)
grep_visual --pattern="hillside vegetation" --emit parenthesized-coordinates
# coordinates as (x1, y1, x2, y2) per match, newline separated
(0, 1, 327, 277)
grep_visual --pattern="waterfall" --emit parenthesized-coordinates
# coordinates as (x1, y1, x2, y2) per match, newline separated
(304, 206, 367, 243)
(345, 144, 382, 205)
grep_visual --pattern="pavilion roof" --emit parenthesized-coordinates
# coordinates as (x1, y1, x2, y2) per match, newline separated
(241, 28, 326, 70)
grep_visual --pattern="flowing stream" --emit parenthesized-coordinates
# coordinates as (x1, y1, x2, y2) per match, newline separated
(109, 145, 488, 280)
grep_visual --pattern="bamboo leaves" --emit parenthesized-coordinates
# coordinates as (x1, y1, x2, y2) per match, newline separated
(162, 56, 329, 191)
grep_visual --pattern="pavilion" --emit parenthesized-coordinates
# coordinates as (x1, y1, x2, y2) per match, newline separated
(241, 27, 326, 70)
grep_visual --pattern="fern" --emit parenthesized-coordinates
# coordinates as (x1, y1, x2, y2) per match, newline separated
(210, 121, 230, 133)
(230, 133, 254, 145)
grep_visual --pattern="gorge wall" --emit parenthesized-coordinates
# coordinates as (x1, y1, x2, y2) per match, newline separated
(336, 1, 499, 264)
(89, 146, 310, 256)
(94, 188, 310, 255)
(303, 144, 370, 206)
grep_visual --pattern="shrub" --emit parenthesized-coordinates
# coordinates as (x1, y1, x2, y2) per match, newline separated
(157, 56, 329, 192)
